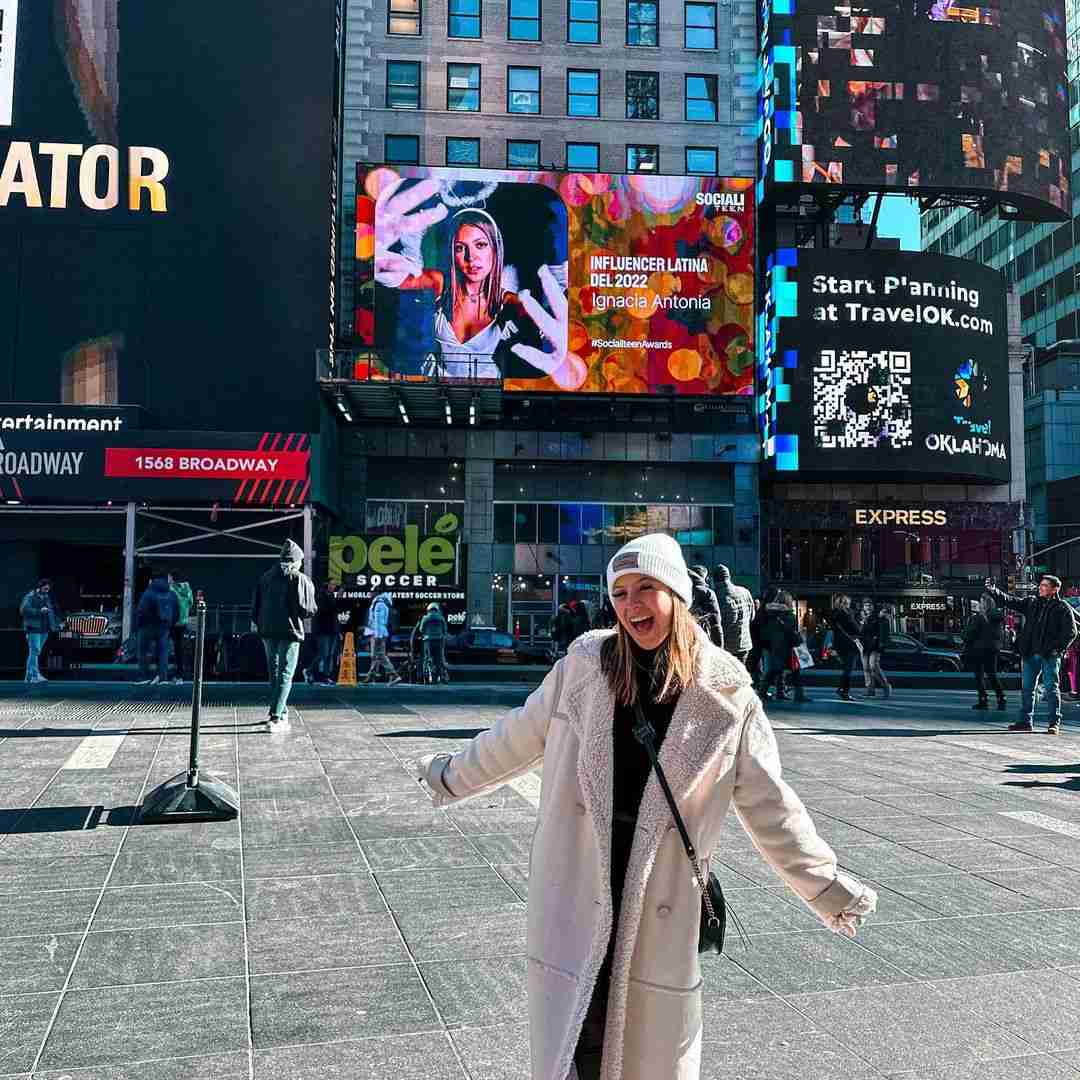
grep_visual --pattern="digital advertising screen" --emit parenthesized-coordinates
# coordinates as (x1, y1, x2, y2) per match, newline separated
(354, 165, 756, 396)
(758, 249, 1011, 481)
(758, 0, 1070, 220)
(0, 2, 338, 432)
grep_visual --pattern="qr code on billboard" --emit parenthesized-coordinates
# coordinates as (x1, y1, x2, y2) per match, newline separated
(812, 349, 913, 450)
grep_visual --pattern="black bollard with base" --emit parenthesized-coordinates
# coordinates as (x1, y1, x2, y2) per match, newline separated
(140, 592, 240, 822)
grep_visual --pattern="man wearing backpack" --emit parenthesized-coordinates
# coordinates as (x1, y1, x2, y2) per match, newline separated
(136, 571, 180, 686)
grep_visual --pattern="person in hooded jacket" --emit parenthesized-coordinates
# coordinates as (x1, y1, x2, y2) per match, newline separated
(251, 540, 317, 730)
(418, 534, 875, 1080)
(687, 566, 724, 650)
(963, 593, 1007, 711)
(552, 603, 574, 655)
(419, 601, 449, 683)
(760, 590, 811, 703)
(859, 603, 892, 699)
(136, 571, 180, 686)
(362, 591, 402, 686)
(307, 581, 343, 685)
(712, 564, 754, 664)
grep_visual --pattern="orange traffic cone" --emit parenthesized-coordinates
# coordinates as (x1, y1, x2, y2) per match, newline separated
(337, 632, 357, 686)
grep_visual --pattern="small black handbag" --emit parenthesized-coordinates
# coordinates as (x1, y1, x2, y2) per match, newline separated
(632, 701, 739, 954)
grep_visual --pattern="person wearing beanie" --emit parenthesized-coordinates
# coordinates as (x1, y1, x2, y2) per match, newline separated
(713, 563, 755, 663)
(251, 538, 316, 731)
(418, 531, 877, 1080)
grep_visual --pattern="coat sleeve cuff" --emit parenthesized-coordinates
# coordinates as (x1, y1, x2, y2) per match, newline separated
(418, 752, 457, 807)
(806, 870, 875, 919)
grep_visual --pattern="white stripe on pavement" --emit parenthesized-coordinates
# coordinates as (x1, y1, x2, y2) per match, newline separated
(945, 739, 1074, 764)
(999, 811, 1080, 839)
(62, 734, 126, 770)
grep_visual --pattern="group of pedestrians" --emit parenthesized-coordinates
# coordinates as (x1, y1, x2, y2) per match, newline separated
(551, 599, 592, 654)
(135, 569, 193, 686)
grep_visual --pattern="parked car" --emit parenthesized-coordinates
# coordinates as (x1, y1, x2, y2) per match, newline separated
(444, 627, 517, 664)
(59, 606, 122, 662)
(922, 632, 966, 653)
(818, 633, 963, 672)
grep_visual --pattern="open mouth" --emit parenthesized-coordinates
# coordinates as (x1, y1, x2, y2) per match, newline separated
(628, 614, 655, 635)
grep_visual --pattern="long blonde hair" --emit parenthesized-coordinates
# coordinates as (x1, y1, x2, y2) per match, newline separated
(446, 209, 505, 323)
(601, 597, 700, 707)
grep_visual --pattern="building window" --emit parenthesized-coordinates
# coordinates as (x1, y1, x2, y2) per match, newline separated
(448, 0, 481, 36)
(684, 1, 716, 47)
(685, 74, 718, 121)
(626, 143, 659, 172)
(626, 71, 659, 119)
(447, 136, 480, 165)
(447, 63, 481, 110)
(685, 146, 718, 174)
(567, 69, 600, 116)
(388, 0, 422, 34)
(627, 0, 658, 45)
(567, 141, 600, 169)
(509, 0, 541, 39)
(508, 66, 541, 113)
(385, 134, 420, 164)
(507, 139, 541, 167)
(568, 0, 600, 43)
(387, 61, 421, 109)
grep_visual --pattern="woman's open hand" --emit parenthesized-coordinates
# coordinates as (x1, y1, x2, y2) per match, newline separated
(511, 263, 570, 376)
(374, 178, 448, 287)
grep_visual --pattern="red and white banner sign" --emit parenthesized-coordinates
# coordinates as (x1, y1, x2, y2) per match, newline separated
(104, 447, 309, 481)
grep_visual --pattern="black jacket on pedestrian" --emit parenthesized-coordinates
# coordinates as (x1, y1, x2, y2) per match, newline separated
(859, 612, 891, 654)
(687, 568, 724, 649)
(986, 585, 1076, 658)
(313, 588, 341, 636)
(830, 606, 862, 658)
(552, 605, 573, 649)
(761, 602, 802, 665)
(136, 578, 179, 630)
(713, 565, 754, 655)
(569, 603, 591, 641)
(252, 562, 317, 641)
(963, 610, 1005, 654)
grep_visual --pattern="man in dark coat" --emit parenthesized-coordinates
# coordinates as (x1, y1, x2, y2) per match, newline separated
(985, 575, 1077, 734)
(136, 572, 180, 686)
(307, 581, 342, 685)
(568, 600, 591, 643)
(759, 591, 810, 703)
(830, 594, 863, 701)
(688, 566, 724, 649)
(252, 540, 317, 730)
(713, 564, 754, 663)
(552, 603, 573, 655)
(859, 603, 892, 699)
(963, 593, 1007, 711)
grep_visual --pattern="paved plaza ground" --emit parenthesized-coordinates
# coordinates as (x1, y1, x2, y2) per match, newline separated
(0, 680, 1079, 1078)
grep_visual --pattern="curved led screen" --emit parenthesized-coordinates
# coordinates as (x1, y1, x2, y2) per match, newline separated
(758, 249, 1011, 482)
(758, 0, 1070, 221)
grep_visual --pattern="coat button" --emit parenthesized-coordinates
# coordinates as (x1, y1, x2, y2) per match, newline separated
(575, 803, 586, 815)
(657, 905, 671, 918)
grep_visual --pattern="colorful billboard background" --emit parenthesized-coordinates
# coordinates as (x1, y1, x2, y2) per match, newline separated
(354, 166, 755, 395)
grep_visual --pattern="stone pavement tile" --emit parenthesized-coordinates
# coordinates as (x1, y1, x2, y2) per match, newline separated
(346, 807, 458, 841)
(309, 733, 405, 762)
(733, 929, 911, 995)
(0, 991, 60, 1074)
(241, 775, 335, 801)
(70, 923, 245, 989)
(810, 818, 892, 847)
(788, 983, 1032, 1073)
(253, 1033, 467, 1080)
(250, 964, 440, 1047)
(237, 759, 326, 780)
(242, 842, 368, 880)
(34, 1050, 251, 1079)
(40, 772, 149, 806)
(450, 1021, 530, 1080)
(248, 910, 407, 974)
(329, 768, 430, 794)
(838, 880, 940, 924)
(990, 835, 1080, 868)
(882, 1056, 1080, 1080)
(0, 889, 100, 938)
(122, 818, 240, 852)
(875, 872, 1045, 917)
(496, 863, 529, 901)
(700, 996, 821, 1041)
(397, 906, 527, 962)
(700, 1030, 881, 1080)
(241, 798, 355, 848)
(905, 839, 1058, 873)
(37, 977, 248, 1073)
(0, 854, 114, 893)
(804, 796, 909, 820)
(929, 970, 1080, 1053)
(109, 847, 241, 886)
(856, 915, 1045, 979)
(928, 813, 1074, 841)
(360, 836, 484, 872)
(91, 881, 243, 931)
(0, 769, 67, 808)
(699, 954, 773, 1001)
(468, 834, 533, 864)
(856, 816, 981, 844)
(868, 793, 992, 817)
(831, 842, 959, 879)
(445, 808, 538, 836)
(981, 909, 1080, 967)
(0, 932, 81, 994)
(1050, 1051, 1080, 1075)
(975, 867, 1080, 908)
(720, 885, 821, 933)
(245, 871, 384, 921)
(376, 867, 523, 914)
(420, 955, 529, 1028)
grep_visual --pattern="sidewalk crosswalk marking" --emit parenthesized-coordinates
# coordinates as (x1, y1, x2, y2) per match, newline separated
(945, 738, 1074, 764)
(998, 811, 1080, 839)
(62, 734, 126, 770)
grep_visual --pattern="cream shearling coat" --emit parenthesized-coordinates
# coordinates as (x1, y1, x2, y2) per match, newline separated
(421, 628, 869, 1080)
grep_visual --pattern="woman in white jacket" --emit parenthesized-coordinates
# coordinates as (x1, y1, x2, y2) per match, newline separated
(421, 534, 877, 1080)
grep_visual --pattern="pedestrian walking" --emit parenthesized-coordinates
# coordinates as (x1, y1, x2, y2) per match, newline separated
(1061, 630, 1080, 698)
(419, 601, 449, 682)
(361, 590, 402, 685)
(136, 571, 179, 686)
(963, 593, 1007, 711)
(712, 563, 754, 664)
(251, 540, 317, 730)
(418, 532, 876, 1080)
(169, 570, 194, 684)
(830, 594, 862, 701)
(687, 565, 724, 649)
(860, 602, 892, 698)
(985, 575, 1078, 734)
(307, 581, 341, 685)
(20, 578, 58, 684)
(568, 599, 592, 643)
(747, 593, 768, 690)
(552, 602, 574, 656)
(759, 590, 811, 703)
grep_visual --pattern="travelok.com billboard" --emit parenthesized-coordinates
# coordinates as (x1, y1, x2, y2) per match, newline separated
(354, 165, 755, 395)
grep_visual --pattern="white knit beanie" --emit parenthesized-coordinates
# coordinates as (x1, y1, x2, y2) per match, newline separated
(606, 534, 693, 606)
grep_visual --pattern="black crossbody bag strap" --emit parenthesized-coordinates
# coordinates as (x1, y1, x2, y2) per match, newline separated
(632, 700, 722, 935)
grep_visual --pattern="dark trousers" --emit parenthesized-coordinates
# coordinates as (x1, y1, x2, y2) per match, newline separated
(138, 626, 171, 682)
(170, 625, 186, 679)
(971, 649, 1004, 700)
(573, 970, 608, 1080)
(423, 637, 447, 680)
(838, 652, 858, 693)
(763, 656, 802, 695)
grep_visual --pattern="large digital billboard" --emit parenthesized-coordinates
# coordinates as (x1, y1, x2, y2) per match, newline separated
(354, 165, 755, 395)
(758, 250, 1011, 481)
(0, 2, 338, 432)
(758, 0, 1070, 220)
